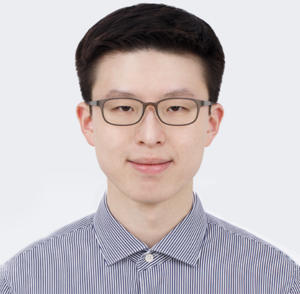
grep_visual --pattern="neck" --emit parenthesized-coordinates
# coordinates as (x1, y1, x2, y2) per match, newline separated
(106, 181, 194, 249)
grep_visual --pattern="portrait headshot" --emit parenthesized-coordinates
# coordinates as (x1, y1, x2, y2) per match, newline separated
(0, 1, 299, 293)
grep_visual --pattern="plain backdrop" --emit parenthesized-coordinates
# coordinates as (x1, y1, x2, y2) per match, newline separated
(0, 0, 299, 265)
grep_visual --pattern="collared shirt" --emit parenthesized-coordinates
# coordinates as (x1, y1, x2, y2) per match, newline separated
(1, 192, 299, 294)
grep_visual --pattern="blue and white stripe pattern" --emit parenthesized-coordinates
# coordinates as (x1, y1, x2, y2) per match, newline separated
(1, 192, 299, 293)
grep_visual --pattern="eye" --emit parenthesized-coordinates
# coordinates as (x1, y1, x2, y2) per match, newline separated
(118, 106, 133, 112)
(168, 106, 183, 112)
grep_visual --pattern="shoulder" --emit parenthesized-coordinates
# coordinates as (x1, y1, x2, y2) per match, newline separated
(205, 212, 297, 263)
(205, 212, 277, 245)
(3, 213, 95, 265)
(204, 213, 300, 291)
(0, 214, 96, 293)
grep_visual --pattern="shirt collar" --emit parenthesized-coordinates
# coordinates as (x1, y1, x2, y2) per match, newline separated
(93, 191, 207, 267)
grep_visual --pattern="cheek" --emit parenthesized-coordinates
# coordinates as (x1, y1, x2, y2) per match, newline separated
(175, 125, 205, 152)
(93, 125, 130, 172)
(173, 126, 206, 172)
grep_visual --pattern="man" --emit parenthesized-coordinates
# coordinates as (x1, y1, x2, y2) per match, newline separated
(0, 3, 299, 293)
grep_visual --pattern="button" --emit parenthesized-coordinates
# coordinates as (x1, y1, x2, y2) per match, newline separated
(145, 254, 154, 263)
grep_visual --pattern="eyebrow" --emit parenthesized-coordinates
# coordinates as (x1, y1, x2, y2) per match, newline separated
(104, 88, 195, 98)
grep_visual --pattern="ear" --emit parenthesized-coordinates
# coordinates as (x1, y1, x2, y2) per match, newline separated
(76, 102, 95, 147)
(205, 103, 224, 147)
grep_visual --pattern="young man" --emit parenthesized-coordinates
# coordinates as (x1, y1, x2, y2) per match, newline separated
(1, 3, 299, 293)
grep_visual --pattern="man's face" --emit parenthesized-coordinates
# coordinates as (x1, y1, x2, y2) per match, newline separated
(77, 50, 223, 204)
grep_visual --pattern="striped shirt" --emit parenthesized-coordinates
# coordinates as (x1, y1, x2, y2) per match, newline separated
(1, 192, 299, 293)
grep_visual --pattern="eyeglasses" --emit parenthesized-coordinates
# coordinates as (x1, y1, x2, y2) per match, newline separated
(87, 98, 215, 126)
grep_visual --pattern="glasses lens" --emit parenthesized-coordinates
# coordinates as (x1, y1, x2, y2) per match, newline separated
(103, 99, 143, 125)
(158, 99, 198, 125)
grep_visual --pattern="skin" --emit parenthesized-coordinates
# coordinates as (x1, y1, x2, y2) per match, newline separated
(76, 50, 224, 248)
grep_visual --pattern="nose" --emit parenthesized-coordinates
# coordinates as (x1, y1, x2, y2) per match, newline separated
(134, 105, 166, 147)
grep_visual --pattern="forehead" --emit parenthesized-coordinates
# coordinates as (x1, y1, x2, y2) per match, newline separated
(91, 50, 208, 100)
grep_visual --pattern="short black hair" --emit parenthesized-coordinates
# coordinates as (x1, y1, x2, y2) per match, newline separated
(75, 3, 225, 115)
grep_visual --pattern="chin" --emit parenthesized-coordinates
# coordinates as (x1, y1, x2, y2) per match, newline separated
(126, 185, 177, 204)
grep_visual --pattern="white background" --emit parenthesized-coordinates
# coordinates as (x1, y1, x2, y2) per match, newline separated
(0, 0, 299, 265)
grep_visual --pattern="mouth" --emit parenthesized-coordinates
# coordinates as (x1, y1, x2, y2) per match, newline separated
(128, 160, 172, 174)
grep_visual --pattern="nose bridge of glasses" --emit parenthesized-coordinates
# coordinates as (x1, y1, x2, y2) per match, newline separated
(143, 101, 159, 114)
(138, 101, 160, 123)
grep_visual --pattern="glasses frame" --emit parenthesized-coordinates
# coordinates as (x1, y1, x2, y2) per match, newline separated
(87, 97, 215, 126)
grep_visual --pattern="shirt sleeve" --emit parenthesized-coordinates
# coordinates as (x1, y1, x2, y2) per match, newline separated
(0, 265, 11, 294)
(290, 264, 300, 294)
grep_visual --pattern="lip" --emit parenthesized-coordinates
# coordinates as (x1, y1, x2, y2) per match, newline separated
(128, 160, 172, 174)
(129, 158, 171, 164)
